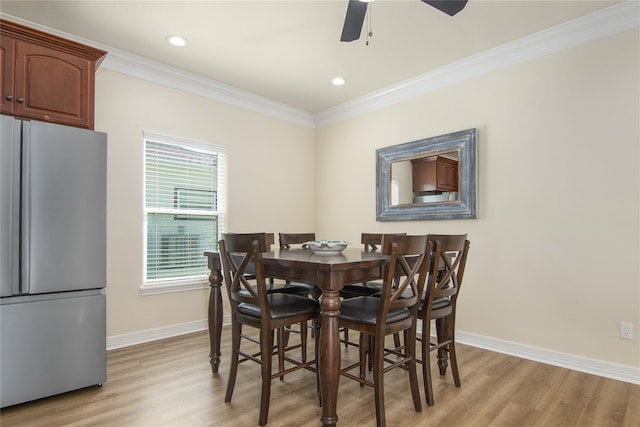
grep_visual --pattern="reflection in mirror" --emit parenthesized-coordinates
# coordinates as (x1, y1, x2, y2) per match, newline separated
(377, 129, 477, 221)
(390, 151, 459, 206)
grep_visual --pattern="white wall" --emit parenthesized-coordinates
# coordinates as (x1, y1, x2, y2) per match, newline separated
(94, 71, 315, 337)
(314, 29, 639, 367)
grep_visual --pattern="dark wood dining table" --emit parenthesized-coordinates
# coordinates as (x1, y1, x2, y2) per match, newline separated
(204, 247, 387, 427)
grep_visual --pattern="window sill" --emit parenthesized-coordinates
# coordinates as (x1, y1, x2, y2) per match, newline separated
(140, 277, 210, 296)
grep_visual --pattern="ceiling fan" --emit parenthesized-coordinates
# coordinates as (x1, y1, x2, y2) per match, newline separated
(340, 0, 469, 42)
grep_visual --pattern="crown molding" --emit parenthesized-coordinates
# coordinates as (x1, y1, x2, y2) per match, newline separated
(314, 0, 640, 126)
(0, 13, 315, 128)
(2, 1, 638, 129)
(99, 47, 316, 128)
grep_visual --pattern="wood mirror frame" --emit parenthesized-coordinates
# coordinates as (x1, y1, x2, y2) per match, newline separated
(376, 128, 477, 221)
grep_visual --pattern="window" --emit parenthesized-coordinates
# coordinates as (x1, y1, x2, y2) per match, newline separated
(143, 131, 226, 294)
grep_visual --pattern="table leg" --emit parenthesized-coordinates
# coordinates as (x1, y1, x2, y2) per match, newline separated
(318, 290, 341, 427)
(207, 266, 223, 373)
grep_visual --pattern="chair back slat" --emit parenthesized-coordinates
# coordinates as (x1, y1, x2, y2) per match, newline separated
(361, 232, 406, 252)
(279, 233, 316, 249)
(219, 233, 270, 312)
(422, 234, 470, 316)
(377, 235, 431, 324)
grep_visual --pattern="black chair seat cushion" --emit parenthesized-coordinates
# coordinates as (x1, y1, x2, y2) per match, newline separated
(340, 283, 381, 299)
(239, 283, 309, 296)
(338, 296, 411, 325)
(238, 293, 319, 320)
(420, 297, 450, 311)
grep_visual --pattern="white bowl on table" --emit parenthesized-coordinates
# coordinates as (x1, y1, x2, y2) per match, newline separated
(305, 240, 349, 255)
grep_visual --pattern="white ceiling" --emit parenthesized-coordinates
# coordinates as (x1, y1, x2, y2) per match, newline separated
(0, 0, 626, 114)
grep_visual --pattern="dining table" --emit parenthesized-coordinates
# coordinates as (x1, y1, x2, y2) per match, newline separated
(204, 247, 388, 427)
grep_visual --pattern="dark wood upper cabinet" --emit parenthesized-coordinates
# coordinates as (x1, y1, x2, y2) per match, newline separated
(0, 19, 106, 129)
(411, 156, 459, 193)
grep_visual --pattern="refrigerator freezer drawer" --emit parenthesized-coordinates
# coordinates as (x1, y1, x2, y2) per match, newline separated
(0, 292, 106, 408)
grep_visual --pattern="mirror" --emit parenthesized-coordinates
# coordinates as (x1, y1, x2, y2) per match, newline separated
(376, 128, 477, 221)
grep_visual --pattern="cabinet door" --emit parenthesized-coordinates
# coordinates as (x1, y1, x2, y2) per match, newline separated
(436, 159, 458, 192)
(14, 40, 94, 129)
(0, 35, 15, 115)
(411, 158, 437, 192)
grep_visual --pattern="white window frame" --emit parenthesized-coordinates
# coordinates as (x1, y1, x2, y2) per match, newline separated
(141, 131, 226, 295)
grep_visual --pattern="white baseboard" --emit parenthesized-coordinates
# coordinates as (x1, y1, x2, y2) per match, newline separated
(106, 319, 210, 350)
(107, 318, 639, 385)
(454, 330, 640, 385)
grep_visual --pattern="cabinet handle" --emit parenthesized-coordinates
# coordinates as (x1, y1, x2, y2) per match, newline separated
(5, 95, 12, 101)
(17, 97, 24, 103)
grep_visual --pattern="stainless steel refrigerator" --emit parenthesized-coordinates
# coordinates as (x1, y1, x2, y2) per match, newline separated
(0, 116, 107, 408)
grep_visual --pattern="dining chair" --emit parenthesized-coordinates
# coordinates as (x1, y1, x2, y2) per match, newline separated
(340, 233, 407, 299)
(234, 232, 310, 296)
(231, 232, 314, 360)
(418, 234, 470, 406)
(362, 232, 384, 252)
(278, 232, 316, 250)
(219, 233, 320, 426)
(278, 232, 319, 298)
(338, 235, 431, 427)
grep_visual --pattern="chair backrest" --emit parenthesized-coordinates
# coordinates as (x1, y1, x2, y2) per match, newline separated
(265, 232, 275, 248)
(361, 232, 406, 252)
(227, 232, 274, 248)
(377, 235, 432, 326)
(219, 233, 270, 312)
(421, 234, 470, 319)
(279, 232, 316, 249)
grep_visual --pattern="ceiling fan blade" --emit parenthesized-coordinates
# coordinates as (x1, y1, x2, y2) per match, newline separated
(340, 0, 368, 42)
(421, 0, 468, 16)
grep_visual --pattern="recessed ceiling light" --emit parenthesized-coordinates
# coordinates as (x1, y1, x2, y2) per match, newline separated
(332, 77, 346, 86)
(166, 35, 187, 47)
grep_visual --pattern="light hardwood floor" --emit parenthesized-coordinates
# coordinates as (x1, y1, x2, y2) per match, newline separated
(1, 329, 638, 426)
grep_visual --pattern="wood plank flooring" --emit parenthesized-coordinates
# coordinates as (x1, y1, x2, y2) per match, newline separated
(1, 329, 638, 426)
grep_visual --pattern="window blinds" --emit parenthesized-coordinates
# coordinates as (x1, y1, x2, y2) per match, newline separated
(144, 133, 225, 282)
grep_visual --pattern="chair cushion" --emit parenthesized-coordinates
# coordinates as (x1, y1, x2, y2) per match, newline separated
(420, 297, 450, 311)
(239, 283, 309, 296)
(238, 293, 319, 320)
(338, 296, 411, 325)
(340, 284, 381, 299)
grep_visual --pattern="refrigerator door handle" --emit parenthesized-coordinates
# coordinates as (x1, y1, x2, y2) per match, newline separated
(20, 121, 31, 295)
(10, 120, 21, 295)
(1, 117, 22, 297)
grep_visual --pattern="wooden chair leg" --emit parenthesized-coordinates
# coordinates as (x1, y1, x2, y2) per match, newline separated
(277, 328, 286, 381)
(368, 334, 374, 372)
(259, 328, 274, 426)
(406, 328, 422, 412)
(447, 317, 461, 387)
(359, 333, 367, 387)
(422, 318, 435, 406)
(393, 332, 401, 349)
(372, 333, 386, 427)
(225, 321, 241, 403)
(315, 320, 322, 406)
(436, 318, 449, 376)
(301, 321, 308, 363)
